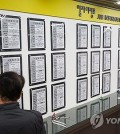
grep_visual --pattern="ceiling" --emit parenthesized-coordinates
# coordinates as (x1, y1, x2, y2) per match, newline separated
(74, 0, 120, 10)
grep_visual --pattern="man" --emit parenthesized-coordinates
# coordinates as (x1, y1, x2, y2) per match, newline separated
(0, 71, 46, 134)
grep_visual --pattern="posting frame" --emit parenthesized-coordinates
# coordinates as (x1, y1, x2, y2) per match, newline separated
(18, 93, 24, 109)
(90, 102, 100, 116)
(117, 91, 120, 104)
(0, 55, 22, 75)
(51, 82, 66, 112)
(30, 86, 47, 115)
(76, 105, 87, 123)
(91, 25, 101, 48)
(118, 50, 120, 69)
(102, 97, 110, 111)
(27, 18, 46, 51)
(77, 52, 88, 77)
(118, 28, 120, 48)
(103, 26, 111, 48)
(102, 72, 111, 94)
(91, 74, 100, 98)
(77, 78, 88, 103)
(28, 53, 46, 86)
(51, 52, 66, 81)
(76, 23, 88, 49)
(0, 15, 21, 51)
(50, 21, 65, 51)
(91, 51, 100, 74)
(103, 50, 111, 71)
(117, 70, 120, 89)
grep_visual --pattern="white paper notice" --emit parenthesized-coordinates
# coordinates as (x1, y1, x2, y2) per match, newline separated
(103, 51, 111, 70)
(91, 75, 100, 97)
(2, 56, 21, 75)
(77, 52, 87, 76)
(77, 25, 88, 48)
(32, 87, 46, 114)
(104, 27, 111, 47)
(119, 51, 120, 69)
(52, 53, 65, 80)
(103, 73, 111, 93)
(118, 71, 120, 88)
(77, 78, 87, 101)
(91, 52, 100, 73)
(52, 23, 65, 49)
(92, 25, 101, 47)
(30, 55, 45, 84)
(118, 28, 120, 47)
(1, 17, 20, 49)
(29, 20, 45, 49)
(53, 83, 65, 110)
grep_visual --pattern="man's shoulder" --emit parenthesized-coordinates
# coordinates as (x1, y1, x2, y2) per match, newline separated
(21, 109, 42, 120)
(21, 109, 41, 116)
(26, 110, 42, 117)
(21, 110, 46, 134)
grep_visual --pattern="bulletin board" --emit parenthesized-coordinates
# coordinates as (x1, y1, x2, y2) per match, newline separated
(0, 8, 119, 118)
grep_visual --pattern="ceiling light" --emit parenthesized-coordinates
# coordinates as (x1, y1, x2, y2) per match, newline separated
(116, 1, 120, 4)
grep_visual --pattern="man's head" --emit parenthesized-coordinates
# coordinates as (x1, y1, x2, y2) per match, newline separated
(0, 71, 25, 102)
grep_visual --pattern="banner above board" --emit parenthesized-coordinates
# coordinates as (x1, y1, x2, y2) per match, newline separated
(0, 0, 120, 25)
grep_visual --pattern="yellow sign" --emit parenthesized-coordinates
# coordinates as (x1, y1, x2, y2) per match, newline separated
(0, 0, 120, 25)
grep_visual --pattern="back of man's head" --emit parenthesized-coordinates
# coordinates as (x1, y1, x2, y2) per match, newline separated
(0, 72, 25, 102)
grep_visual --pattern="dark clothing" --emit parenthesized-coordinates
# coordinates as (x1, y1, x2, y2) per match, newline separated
(0, 102, 46, 134)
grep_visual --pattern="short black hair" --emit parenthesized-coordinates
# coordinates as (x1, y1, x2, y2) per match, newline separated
(0, 71, 25, 101)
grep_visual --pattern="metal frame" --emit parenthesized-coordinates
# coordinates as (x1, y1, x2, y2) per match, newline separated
(28, 53, 46, 86)
(27, 18, 46, 51)
(51, 82, 66, 112)
(30, 86, 47, 115)
(77, 77, 88, 103)
(91, 25, 101, 48)
(91, 74, 100, 97)
(0, 54, 22, 75)
(0, 15, 22, 51)
(76, 23, 88, 49)
(51, 21, 65, 51)
(51, 52, 66, 81)
(77, 52, 88, 77)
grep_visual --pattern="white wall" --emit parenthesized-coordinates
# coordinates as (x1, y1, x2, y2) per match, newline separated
(0, 10, 119, 118)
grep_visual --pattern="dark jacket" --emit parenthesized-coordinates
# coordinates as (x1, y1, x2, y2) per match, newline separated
(0, 102, 46, 134)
